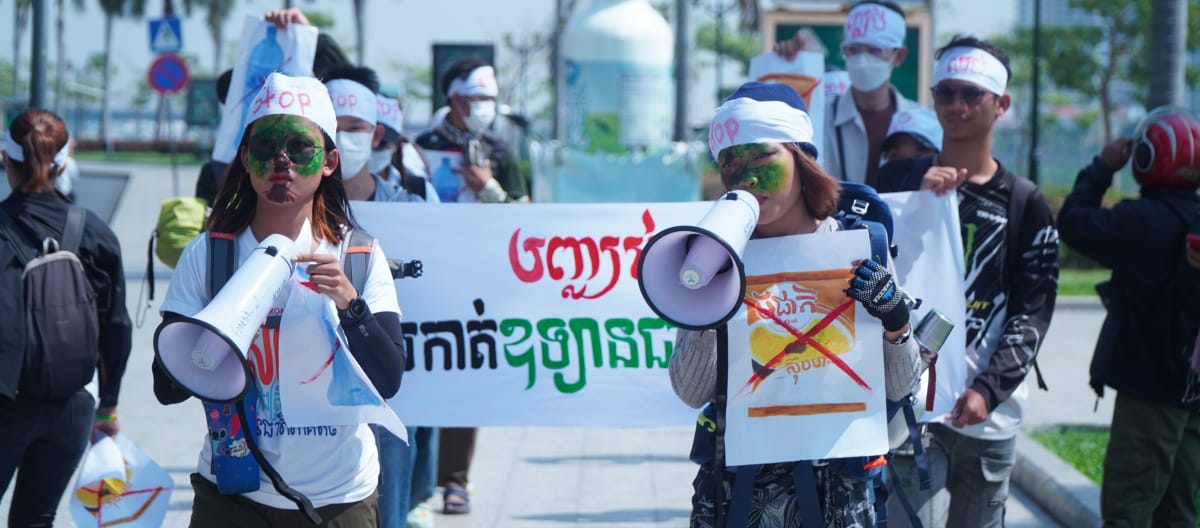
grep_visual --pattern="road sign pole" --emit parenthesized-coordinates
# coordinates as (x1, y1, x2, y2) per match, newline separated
(167, 94, 179, 196)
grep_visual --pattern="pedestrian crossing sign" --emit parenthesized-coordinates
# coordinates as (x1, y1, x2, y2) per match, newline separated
(149, 17, 183, 54)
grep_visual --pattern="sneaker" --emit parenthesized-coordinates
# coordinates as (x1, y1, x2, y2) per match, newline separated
(406, 502, 435, 528)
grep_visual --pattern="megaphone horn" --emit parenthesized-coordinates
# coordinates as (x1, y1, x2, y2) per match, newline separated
(153, 233, 300, 402)
(637, 190, 760, 330)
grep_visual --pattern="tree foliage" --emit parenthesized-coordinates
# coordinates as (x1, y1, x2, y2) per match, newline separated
(994, 0, 1200, 143)
(694, 22, 760, 75)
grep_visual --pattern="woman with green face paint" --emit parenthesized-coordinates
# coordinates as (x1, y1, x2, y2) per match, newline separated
(153, 73, 409, 527)
(670, 82, 923, 527)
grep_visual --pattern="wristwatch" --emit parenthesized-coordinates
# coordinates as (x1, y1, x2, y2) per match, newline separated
(338, 297, 368, 321)
(887, 326, 912, 345)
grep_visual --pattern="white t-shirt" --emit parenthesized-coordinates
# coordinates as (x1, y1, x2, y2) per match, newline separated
(161, 222, 400, 509)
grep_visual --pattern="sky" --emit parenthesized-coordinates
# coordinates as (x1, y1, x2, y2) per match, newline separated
(3, 0, 1018, 130)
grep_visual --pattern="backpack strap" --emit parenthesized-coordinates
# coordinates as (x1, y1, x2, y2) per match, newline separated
(0, 207, 33, 265)
(833, 95, 848, 182)
(207, 232, 237, 296)
(343, 228, 374, 295)
(1004, 176, 1048, 391)
(61, 206, 85, 253)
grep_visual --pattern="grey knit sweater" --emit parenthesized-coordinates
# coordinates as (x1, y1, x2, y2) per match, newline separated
(668, 218, 923, 408)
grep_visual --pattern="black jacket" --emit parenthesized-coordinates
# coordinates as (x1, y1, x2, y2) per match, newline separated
(1058, 158, 1200, 408)
(0, 191, 132, 407)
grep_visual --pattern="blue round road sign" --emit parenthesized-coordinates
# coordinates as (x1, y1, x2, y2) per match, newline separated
(149, 54, 189, 95)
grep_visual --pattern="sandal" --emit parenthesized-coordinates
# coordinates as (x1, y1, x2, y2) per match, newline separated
(443, 484, 471, 515)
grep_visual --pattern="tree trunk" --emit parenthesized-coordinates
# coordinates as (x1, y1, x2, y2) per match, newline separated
(1099, 19, 1117, 145)
(213, 31, 223, 73)
(13, 2, 30, 97)
(354, 0, 365, 64)
(1147, 0, 1187, 108)
(101, 14, 113, 149)
(54, 0, 65, 114)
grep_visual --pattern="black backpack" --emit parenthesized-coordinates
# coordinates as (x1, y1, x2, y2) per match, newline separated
(0, 206, 99, 400)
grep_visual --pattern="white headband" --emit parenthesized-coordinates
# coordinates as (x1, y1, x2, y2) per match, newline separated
(933, 46, 1008, 95)
(4, 130, 69, 166)
(376, 95, 404, 134)
(246, 72, 339, 142)
(325, 79, 378, 125)
(843, 3, 906, 50)
(447, 66, 499, 98)
(708, 98, 814, 159)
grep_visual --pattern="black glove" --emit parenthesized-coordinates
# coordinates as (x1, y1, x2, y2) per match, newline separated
(845, 259, 910, 332)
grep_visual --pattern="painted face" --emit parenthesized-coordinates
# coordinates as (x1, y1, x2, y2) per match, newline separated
(717, 142, 801, 227)
(241, 115, 331, 205)
(932, 79, 1004, 142)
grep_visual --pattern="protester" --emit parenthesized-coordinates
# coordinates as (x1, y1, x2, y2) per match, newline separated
(53, 134, 79, 202)
(414, 57, 528, 204)
(774, 0, 917, 187)
(373, 94, 439, 203)
(324, 65, 410, 203)
(195, 69, 234, 205)
(1058, 108, 1200, 526)
(0, 109, 132, 527)
(875, 36, 1059, 527)
(881, 107, 941, 163)
(152, 72, 407, 526)
(670, 81, 922, 527)
(415, 56, 528, 516)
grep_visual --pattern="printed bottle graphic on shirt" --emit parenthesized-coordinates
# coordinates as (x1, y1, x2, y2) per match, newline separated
(432, 156, 460, 202)
(237, 26, 285, 140)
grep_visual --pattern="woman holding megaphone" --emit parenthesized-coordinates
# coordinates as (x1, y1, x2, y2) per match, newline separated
(669, 82, 922, 527)
(152, 73, 407, 527)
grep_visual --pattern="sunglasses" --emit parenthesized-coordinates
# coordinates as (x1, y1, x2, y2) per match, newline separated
(247, 137, 321, 165)
(931, 84, 992, 106)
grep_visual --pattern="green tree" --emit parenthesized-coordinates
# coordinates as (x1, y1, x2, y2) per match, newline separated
(996, 0, 1200, 144)
(198, 0, 233, 74)
(694, 22, 760, 75)
(305, 10, 335, 30)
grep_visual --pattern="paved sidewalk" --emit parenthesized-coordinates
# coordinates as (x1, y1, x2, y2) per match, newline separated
(0, 163, 1076, 526)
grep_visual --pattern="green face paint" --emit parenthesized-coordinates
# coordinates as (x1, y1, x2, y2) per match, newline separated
(718, 143, 791, 195)
(245, 115, 326, 178)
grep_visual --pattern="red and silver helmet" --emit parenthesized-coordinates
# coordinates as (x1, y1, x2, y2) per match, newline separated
(1132, 106, 1200, 190)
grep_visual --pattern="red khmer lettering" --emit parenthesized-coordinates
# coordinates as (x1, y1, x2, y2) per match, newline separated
(506, 210, 657, 299)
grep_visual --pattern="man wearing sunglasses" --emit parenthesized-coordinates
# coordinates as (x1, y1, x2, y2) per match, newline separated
(875, 36, 1059, 527)
(774, 0, 916, 188)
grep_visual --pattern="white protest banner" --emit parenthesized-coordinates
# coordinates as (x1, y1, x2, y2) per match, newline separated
(748, 50, 826, 153)
(211, 17, 318, 163)
(723, 229, 887, 466)
(881, 190, 968, 423)
(70, 434, 173, 528)
(354, 201, 711, 428)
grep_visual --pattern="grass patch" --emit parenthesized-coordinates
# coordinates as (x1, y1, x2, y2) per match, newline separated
(1032, 425, 1200, 524)
(1029, 425, 1108, 485)
(75, 150, 203, 165)
(1058, 268, 1110, 296)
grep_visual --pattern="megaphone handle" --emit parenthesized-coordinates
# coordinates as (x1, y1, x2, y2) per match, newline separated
(234, 400, 323, 525)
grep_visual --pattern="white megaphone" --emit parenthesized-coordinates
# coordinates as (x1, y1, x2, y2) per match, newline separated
(637, 190, 759, 330)
(154, 233, 301, 402)
(888, 309, 954, 449)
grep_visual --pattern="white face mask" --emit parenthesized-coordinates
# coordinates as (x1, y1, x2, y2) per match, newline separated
(336, 131, 374, 178)
(369, 148, 393, 174)
(845, 54, 894, 92)
(465, 100, 497, 133)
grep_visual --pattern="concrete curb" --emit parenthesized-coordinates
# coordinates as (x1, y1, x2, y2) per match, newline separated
(1013, 431, 1103, 528)
(1056, 295, 1103, 311)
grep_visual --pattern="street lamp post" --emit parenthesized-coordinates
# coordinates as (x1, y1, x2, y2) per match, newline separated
(1028, 0, 1041, 185)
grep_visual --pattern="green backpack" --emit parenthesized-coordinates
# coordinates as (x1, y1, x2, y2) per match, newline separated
(153, 197, 207, 268)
